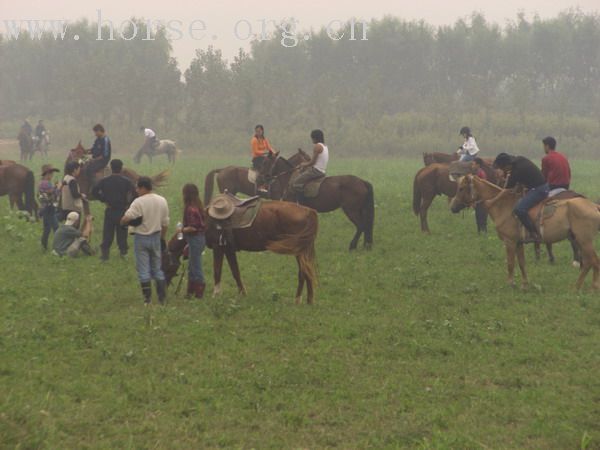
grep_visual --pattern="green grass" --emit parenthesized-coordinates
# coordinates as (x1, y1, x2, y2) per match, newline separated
(1, 148, 600, 448)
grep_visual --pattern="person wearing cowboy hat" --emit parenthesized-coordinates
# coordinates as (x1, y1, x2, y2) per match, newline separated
(39, 164, 60, 250)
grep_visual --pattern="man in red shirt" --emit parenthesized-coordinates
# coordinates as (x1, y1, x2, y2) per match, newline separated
(541, 136, 571, 190)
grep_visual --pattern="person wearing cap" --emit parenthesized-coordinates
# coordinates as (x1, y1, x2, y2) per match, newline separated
(92, 159, 136, 260)
(39, 164, 60, 250)
(52, 212, 94, 257)
(86, 124, 111, 186)
(457, 127, 480, 162)
(541, 136, 571, 191)
(59, 161, 85, 221)
(491, 153, 549, 243)
(121, 177, 170, 305)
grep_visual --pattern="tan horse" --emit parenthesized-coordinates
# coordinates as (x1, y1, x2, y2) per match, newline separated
(450, 175, 600, 290)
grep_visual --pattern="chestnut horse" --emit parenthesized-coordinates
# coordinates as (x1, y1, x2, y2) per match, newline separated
(206, 201, 319, 304)
(451, 175, 600, 290)
(413, 162, 501, 233)
(65, 141, 169, 198)
(258, 150, 374, 250)
(0, 163, 37, 216)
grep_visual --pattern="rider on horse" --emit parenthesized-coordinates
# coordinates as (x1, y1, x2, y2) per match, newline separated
(86, 124, 111, 186)
(492, 153, 549, 243)
(22, 120, 33, 136)
(35, 120, 46, 139)
(140, 126, 159, 154)
(292, 129, 328, 203)
(457, 126, 480, 162)
(251, 125, 277, 193)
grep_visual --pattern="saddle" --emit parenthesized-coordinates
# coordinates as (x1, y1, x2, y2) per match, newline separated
(448, 161, 473, 181)
(207, 192, 263, 229)
(289, 172, 326, 198)
(527, 190, 585, 231)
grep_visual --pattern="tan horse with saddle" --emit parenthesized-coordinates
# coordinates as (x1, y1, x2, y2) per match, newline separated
(203, 192, 319, 304)
(451, 175, 600, 290)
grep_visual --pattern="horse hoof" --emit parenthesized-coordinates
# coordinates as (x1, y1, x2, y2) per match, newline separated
(295, 296, 302, 305)
(572, 261, 581, 269)
(212, 284, 221, 297)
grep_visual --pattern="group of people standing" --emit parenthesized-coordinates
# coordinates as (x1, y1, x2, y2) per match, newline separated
(36, 124, 207, 305)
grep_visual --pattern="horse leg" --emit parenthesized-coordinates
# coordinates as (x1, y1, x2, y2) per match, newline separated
(420, 193, 434, 233)
(342, 205, 363, 251)
(546, 243, 555, 264)
(225, 250, 246, 295)
(575, 243, 597, 290)
(569, 232, 581, 268)
(516, 243, 529, 289)
(212, 248, 224, 296)
(295, 256, 305, 305)
(505, 242, 516, 287)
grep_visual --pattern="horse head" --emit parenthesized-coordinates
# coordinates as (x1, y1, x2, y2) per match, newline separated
(68, 141, 86, 160)
(423, 152, 434, 166)
(450, 175, 476, 214)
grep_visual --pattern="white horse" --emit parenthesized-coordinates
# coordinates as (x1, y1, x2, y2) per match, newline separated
(133, 139, 179, 164)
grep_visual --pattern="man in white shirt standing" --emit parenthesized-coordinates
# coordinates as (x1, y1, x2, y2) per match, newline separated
(140, 126, 159, 153)
(121, 177, 170, 304)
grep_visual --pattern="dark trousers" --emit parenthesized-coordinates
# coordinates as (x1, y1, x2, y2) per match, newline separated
(87, 158, 108, 183)
(101, 208, 128, 257)
(475, 203, 488, 233)
(514, 183, 549, 233)
(41, 206, 59, 249)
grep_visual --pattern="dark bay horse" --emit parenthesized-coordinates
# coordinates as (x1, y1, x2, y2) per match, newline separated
(203, 150, 309, 205)
(18, 129, 33, 162)
(206, 201, 319, 304)
(66, 142, 169, 198)
(0, 163, 37, 216)
(260, 151, 375, 250)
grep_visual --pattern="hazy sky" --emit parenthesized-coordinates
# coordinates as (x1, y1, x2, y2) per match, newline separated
(2, 0, 598, 69)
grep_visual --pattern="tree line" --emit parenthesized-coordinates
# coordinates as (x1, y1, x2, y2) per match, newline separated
(1, 11, 600, 157)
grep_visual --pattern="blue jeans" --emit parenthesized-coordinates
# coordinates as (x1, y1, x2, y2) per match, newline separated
(186, 234, 206, 283)
(514, 183, 549, 232)
(41, 205, 59, 249)
(459, 153, 475, 162)
(133, 233, 165, 283)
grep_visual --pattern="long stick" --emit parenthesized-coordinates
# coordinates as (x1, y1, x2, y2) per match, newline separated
(175, 261, 186, 295)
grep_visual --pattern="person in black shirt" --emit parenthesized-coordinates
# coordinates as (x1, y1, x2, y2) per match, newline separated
(493, 153, 549, 242)
(92, 159, 136, 260)
(86, 124, 112, 187)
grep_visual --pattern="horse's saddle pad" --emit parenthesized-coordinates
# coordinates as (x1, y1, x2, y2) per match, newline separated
(248, 169, 258, 184)
(528, 190, 584, 224)
(289, 173, 326, 198)
(210, 193, 263, 229)
(448, 161, 473, 180)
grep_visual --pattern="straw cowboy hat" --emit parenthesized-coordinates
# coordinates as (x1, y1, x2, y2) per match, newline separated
(41, 164, 59, 177)
(208, 196, 235, 220)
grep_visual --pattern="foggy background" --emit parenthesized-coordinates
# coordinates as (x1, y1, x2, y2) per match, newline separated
(1, 1, 600, 158)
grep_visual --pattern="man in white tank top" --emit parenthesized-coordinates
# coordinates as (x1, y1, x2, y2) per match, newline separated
(292, 129, 328, 202)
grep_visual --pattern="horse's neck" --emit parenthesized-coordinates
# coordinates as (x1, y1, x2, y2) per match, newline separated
(474, 178, 518, 222)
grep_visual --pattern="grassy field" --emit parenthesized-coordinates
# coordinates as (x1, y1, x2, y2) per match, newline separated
(1, 148, 600, 449)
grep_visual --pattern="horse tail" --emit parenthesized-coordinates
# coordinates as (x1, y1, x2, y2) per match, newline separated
(151, 170, 169, 187)
(363, 181, 375, 245)
(204, 169, 221, 204)
(24, 169, 36, 215)
(266, 208, 319, 287)
(413, 169, 424, 215)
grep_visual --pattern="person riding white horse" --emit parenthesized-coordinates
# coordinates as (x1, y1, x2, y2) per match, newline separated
(140, 126, 159, 154)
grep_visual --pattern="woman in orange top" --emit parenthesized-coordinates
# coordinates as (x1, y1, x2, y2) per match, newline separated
(251, 125, 276, 170)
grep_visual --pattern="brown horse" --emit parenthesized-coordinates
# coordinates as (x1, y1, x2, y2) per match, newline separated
(66, 141, 169, 198)
(259, 151, 374, 250)
(423, 152, 459, 165)
(206, 201, 319, 304)
(413, 162, 501, 233)
(451, 175, 600, 290)
(0, 163, 37, 216)
(203, 151, 309, 205)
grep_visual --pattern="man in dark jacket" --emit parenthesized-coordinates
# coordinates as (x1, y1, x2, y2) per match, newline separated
(86, 124, 112, 186)
(493, 153, 549, 242)
(92, 159, 136, 260)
